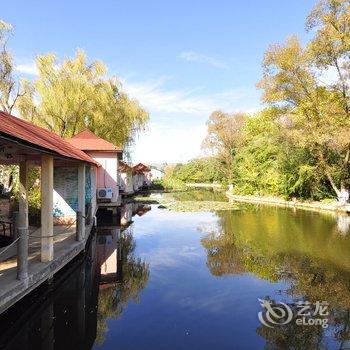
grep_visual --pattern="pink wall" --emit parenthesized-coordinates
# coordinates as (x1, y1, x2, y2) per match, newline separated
(87, 151, 119, 202)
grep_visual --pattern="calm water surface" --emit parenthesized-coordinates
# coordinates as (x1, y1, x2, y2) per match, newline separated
(2, 190, 350, 349)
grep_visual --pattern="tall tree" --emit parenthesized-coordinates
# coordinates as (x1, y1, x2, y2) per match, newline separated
(0, 20, 27, 114)
(18, 50, 149, 147)
(306, 0, 350, 195)
(202, 111, 248, 180)
(257, 0, 350, 199)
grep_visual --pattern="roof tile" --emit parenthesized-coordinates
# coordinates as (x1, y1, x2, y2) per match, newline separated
(66, 129, 122, 152)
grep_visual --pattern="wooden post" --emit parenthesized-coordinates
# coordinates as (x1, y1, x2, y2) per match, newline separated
(78, 163, 86, 239)
(41, 155, 54, 262)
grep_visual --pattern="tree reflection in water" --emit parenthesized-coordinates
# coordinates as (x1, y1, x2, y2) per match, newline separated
(96, 226, 150, 345)
(200, 207, 350, 348)
(0, 202, 150, 350)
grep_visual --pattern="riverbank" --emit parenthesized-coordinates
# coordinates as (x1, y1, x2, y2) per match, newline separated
(225, 192, 350, 214)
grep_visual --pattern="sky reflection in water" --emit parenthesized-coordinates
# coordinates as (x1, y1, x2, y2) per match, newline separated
(2, 192, 350, 349)
(96, 202, 350, 350)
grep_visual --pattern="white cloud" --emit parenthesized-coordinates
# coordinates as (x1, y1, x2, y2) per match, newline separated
(121, 76, 254, 116)
(315, 59, 350, 86)
(15, 62, 37, 75)
(132, 122, 207, 164)
(179, 51, 228, 69)
(318, 66, 339, 85)
(122, 75, 261, 163)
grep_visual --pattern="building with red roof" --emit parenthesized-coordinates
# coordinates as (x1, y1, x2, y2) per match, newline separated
(65, 129, 122, 153)
(132, 163, 151, 191)
(0, 111, 98, 166)
(119, 161, 134, 195)
(67, 129, 123, 204)
(0, 112, 99, 226)
(0, 112, 101, 313)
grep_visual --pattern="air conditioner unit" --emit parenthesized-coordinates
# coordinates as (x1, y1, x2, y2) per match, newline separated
(97, 188, 113, 200)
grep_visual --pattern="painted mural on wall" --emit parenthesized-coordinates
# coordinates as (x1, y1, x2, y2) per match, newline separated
(53, 167, 92, 218)
(86, 165, 93, 203)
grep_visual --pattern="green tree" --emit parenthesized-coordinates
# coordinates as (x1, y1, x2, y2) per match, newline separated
(257, 0, 350, 198)
(202, 111, 248, 180)
(231, 108, 332, 199)
(173, 157, 225, 184)
(96, 228, 149, 344)
(0, 19, 29, 197)
(18, 50, 149, 147)
(0, 19, 27, 113)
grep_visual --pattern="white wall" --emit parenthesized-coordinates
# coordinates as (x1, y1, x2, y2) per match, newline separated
(120, 171, 133, 194)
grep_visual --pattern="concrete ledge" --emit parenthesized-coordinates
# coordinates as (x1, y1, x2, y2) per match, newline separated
(0, 223, 93, 314)
(225, 192, 350, 214)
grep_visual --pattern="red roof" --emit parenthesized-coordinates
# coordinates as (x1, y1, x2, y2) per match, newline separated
(133, 163, 151, 173)
(66, 129, 122, 152)
(0, 111, 98, 165)
(119, 161, 132, 172)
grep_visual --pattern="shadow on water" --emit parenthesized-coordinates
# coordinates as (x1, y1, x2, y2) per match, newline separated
(0, 202, 150, 350)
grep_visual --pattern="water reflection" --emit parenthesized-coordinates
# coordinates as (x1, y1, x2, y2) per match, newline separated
(0, 234, 100, 350)
(3, 195, 350, 349)
(200, 207, 350, 348)
(96, 224, 149, 345)
(0, 202, 150, 350)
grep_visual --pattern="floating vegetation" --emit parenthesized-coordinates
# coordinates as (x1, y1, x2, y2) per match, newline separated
(132, 191, 240, 212)
(133, 195, 239, 212)
(159, 200, 239, 212)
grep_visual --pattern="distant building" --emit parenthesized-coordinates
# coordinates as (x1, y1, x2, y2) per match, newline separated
(132, 163, 151, 191)
(150, 167, 164, 180)
(119, 161, 134, 195)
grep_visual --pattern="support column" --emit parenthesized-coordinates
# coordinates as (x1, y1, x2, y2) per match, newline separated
(78, 163, 86, 240)
(76, 211, 83, 241)
(41, 155, 54, 262)
(17, 160, 29, 280)
(18, 160, 29, 228)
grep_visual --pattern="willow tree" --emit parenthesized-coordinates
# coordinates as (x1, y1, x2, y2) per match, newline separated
(257, 0, 350, 199)
(18, 50, 148, 147)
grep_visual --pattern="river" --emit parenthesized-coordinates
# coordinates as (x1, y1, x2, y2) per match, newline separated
(1, 189, 350, 349)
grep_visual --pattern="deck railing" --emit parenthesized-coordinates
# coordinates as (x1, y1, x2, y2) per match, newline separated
(0, 210, 86, 282)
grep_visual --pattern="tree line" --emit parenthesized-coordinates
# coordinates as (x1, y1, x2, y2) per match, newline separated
(170, 0, 350, 201)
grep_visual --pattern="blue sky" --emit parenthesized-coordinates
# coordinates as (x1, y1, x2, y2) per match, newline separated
(3, 0, 317, 163)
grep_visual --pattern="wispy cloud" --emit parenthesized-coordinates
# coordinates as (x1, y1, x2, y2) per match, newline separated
(121, 76, 254, 116)
(179, 51, 228, 69)
(15, 61, 37, 75)
(123, 75, 260, 162)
